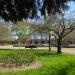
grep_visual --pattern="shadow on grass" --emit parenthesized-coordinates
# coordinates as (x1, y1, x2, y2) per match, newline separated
(0, 49, 12, 50)
(33, 49, 57, 57)
(0, 48, 58, 57)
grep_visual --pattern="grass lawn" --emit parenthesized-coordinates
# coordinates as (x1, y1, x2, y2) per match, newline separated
(0, 49, 75, 75)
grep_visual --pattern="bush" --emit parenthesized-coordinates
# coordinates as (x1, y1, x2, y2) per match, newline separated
(0, 50, 35, 67)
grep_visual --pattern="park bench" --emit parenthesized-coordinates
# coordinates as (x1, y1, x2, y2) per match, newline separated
(25, 45, 37, 49)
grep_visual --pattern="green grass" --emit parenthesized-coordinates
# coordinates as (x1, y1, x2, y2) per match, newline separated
(68, 68, 75, 75)
(0, 49, 75, 75)
(0, 49, 19, 55)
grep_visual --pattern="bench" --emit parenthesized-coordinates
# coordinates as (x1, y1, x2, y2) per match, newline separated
(25, 45, 37, 49)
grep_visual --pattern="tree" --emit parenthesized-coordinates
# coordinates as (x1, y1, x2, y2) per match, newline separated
(12, 20, 29, 46)
(46, 13, 75, 54)
(0, 0, 74, 22)
(0, 24, 12, 44)
(31, 23, 51, 51)
(62, 30, 75, 44)
(41, 0, 71, 16)
(0, 0, 36, 22)
(29, 24, 43, 45)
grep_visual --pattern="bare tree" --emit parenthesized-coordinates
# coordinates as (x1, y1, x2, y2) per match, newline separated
(30, 23, 52, 51)
(46, 13, 75, 54)
(0, 24, 12, 45)
(62, 30, 75, 44)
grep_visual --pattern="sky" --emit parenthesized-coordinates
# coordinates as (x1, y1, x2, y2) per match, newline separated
(66, 1, 75, 14)
(28, 1, 75, 24)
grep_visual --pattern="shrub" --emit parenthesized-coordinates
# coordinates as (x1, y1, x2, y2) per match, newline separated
(0, 50, 35, 67)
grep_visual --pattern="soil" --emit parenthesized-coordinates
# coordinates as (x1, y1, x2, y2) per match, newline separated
(0, 62, 42, 72)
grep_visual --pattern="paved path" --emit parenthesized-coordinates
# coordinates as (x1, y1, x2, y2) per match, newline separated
(38, 47, 75, 55)
(51, 47, 75, 55)
(0, 46, 75, 55)
(61, 48, 75, 55)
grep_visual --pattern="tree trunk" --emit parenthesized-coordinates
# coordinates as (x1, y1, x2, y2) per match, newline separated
(19, 39, 21, 47)
(49, 34, 51, 52)
(57, 39, 62, 54)
(18, 36, 21, 48)
(41, 32, 42, 44)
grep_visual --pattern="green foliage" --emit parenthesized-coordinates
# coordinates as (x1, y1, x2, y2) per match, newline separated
(0, 50, 35, 67)
(12, 20, 28, 36)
